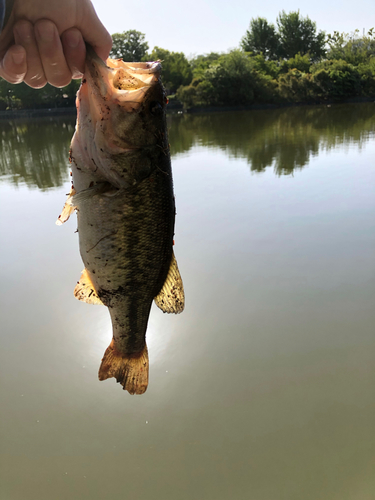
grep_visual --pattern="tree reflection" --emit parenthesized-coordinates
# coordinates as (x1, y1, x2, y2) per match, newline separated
(1, 103, 374, 190)
(168, 103, 375, 175)
(0, 116, 75, 189)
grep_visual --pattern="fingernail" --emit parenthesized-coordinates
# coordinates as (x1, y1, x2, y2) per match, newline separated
(36, 22, 55, 42)
(12, 49, 25, 65)
(65, 30, 80, 49)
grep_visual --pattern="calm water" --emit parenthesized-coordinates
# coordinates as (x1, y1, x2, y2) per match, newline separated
(1, 104, 375, 500)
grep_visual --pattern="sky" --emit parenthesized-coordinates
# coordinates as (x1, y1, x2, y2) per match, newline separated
(92, 0, 375, 57)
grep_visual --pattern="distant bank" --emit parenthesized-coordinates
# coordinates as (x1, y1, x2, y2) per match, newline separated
(0, 107, 77, 120)
(0, 96, 373, 120)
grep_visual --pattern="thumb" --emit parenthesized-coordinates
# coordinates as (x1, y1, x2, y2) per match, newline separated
(77, 4, 112, 61)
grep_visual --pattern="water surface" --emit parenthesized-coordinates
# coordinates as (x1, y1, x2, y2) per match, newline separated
(1, 104, 374, 500)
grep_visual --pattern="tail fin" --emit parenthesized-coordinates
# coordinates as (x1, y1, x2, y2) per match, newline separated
(98, 340, 149, 395)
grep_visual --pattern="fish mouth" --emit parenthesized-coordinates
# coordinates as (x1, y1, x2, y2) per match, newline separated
(72, 46, 167, 189)
(85, 44, 162, 112)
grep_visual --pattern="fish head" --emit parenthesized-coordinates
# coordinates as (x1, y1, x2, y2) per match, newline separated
(73, 46, 168, 188)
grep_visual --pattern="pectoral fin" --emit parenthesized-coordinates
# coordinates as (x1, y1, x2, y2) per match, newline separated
(154, 252, 185, 314)
(71, 182, 117, 206)
(56, 186, 76, 225)
(74, 268, 104, 305)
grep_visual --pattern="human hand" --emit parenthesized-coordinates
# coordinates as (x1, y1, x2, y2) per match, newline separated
(0, 0, 112, 88)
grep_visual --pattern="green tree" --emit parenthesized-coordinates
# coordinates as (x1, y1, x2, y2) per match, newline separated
(146, 47, 192, 94)
(0, 78, 79, 110)
(279, 53, 312, 74)
(190, 52, 222, 78)
(177, 51, 275, 108)
(277, 10, 326, 61)
(241, 17, 279, 60)
(311, 60, 362, 100)
(327, 29, 375, 65)
(251, 54, 280, 78)
(110, 30, 149, 61)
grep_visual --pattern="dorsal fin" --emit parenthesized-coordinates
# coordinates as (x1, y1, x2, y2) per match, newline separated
(74, 268, 104, 305)
(154, 251, 185, 314)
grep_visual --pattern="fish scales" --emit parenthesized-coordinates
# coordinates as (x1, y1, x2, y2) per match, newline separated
(77, 157, 175, 354)
(57, 46, 184, 395)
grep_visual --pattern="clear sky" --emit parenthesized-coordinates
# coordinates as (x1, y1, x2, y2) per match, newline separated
(92, 0, 375, 57)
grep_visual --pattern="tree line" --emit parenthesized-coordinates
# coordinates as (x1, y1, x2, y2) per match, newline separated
(1, 11, 375, 111)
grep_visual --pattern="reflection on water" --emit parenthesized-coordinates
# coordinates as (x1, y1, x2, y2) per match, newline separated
(0, 116, 75, 190)
(0, 104, 374, 190)
(169, 103, 375, 174)
(1, 103, 375, 500)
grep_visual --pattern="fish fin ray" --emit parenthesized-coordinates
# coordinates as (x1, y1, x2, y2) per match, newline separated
(154, 251, 185, 314)
(74, 268, 104, 305)
(56, 186, 76, 225)
(98, 341, 149, 395)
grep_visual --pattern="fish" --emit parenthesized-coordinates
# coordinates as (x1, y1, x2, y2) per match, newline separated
(57, 46, 184, 395)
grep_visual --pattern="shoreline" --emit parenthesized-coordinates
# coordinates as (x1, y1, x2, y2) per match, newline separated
(0, 96, 373, 120)
(182, 96, 374, 114)
(0, 107, 77, 120)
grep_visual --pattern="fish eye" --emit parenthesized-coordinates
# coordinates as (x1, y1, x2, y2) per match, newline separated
(149, 101, 163, 116)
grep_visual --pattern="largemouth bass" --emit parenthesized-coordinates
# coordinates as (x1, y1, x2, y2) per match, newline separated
(57, 46, 184, 395)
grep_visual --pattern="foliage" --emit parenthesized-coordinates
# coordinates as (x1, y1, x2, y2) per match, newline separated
(251, 54, 280, 78)
(190, 53, 222, 78)
(357, 58, 375, 96)
(326, 29, 375, 65)
(277, 69, 315, 101)
(276, 10, 326, 61)
(0, 78, 80, 110)
(110, 30, 149, 61)
(1, 20, 375, 112)
(241, 18, 279, 60)
(176, 51, 275, 108)
(279, 53, 311, 74)
(311, 60, 362, 100)
(146, 47, 192, 94)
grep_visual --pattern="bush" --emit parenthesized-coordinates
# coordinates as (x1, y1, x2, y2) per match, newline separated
(311, 60, 362, 100)
(279, 53, 312, 73)
(277, 69, 315, 101)
(357, 58, 375, 96)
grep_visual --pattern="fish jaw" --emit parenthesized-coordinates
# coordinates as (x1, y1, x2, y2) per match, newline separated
(71, 48, 168, 191)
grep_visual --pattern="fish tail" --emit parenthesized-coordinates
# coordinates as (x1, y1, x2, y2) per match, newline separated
(98, 340, 149, 395)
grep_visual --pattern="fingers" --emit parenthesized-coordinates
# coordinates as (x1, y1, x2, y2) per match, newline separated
(34, 19, 72, 88)
(0, 44, 27, 84)
(61, 28, 85, 79)
(14, 20, 46, 88)
(12, 19, 78, 88)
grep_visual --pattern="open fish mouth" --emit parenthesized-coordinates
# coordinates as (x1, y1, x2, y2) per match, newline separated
(85, 45, 162, 112)
(71, 46, 168, 188)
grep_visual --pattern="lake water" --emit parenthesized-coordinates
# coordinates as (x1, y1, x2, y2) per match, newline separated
(1, 103, 375, 500)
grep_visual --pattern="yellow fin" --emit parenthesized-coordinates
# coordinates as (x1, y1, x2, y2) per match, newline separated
(99, 340, 149, 395)
(56, 186, 76, 225)
(74, 268, 104, 305)
(154, 251, 185, 314)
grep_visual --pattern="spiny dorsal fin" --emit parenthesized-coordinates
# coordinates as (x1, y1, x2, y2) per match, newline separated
(154, 251, 185, 314)
(56, 186, 76, 225)
(74, 268, 104, 305)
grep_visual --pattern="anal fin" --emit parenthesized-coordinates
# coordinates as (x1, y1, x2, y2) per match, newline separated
(56, 186, 76, 225)
(154, 251, 185, 313)
(74, 268, 104, 305)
